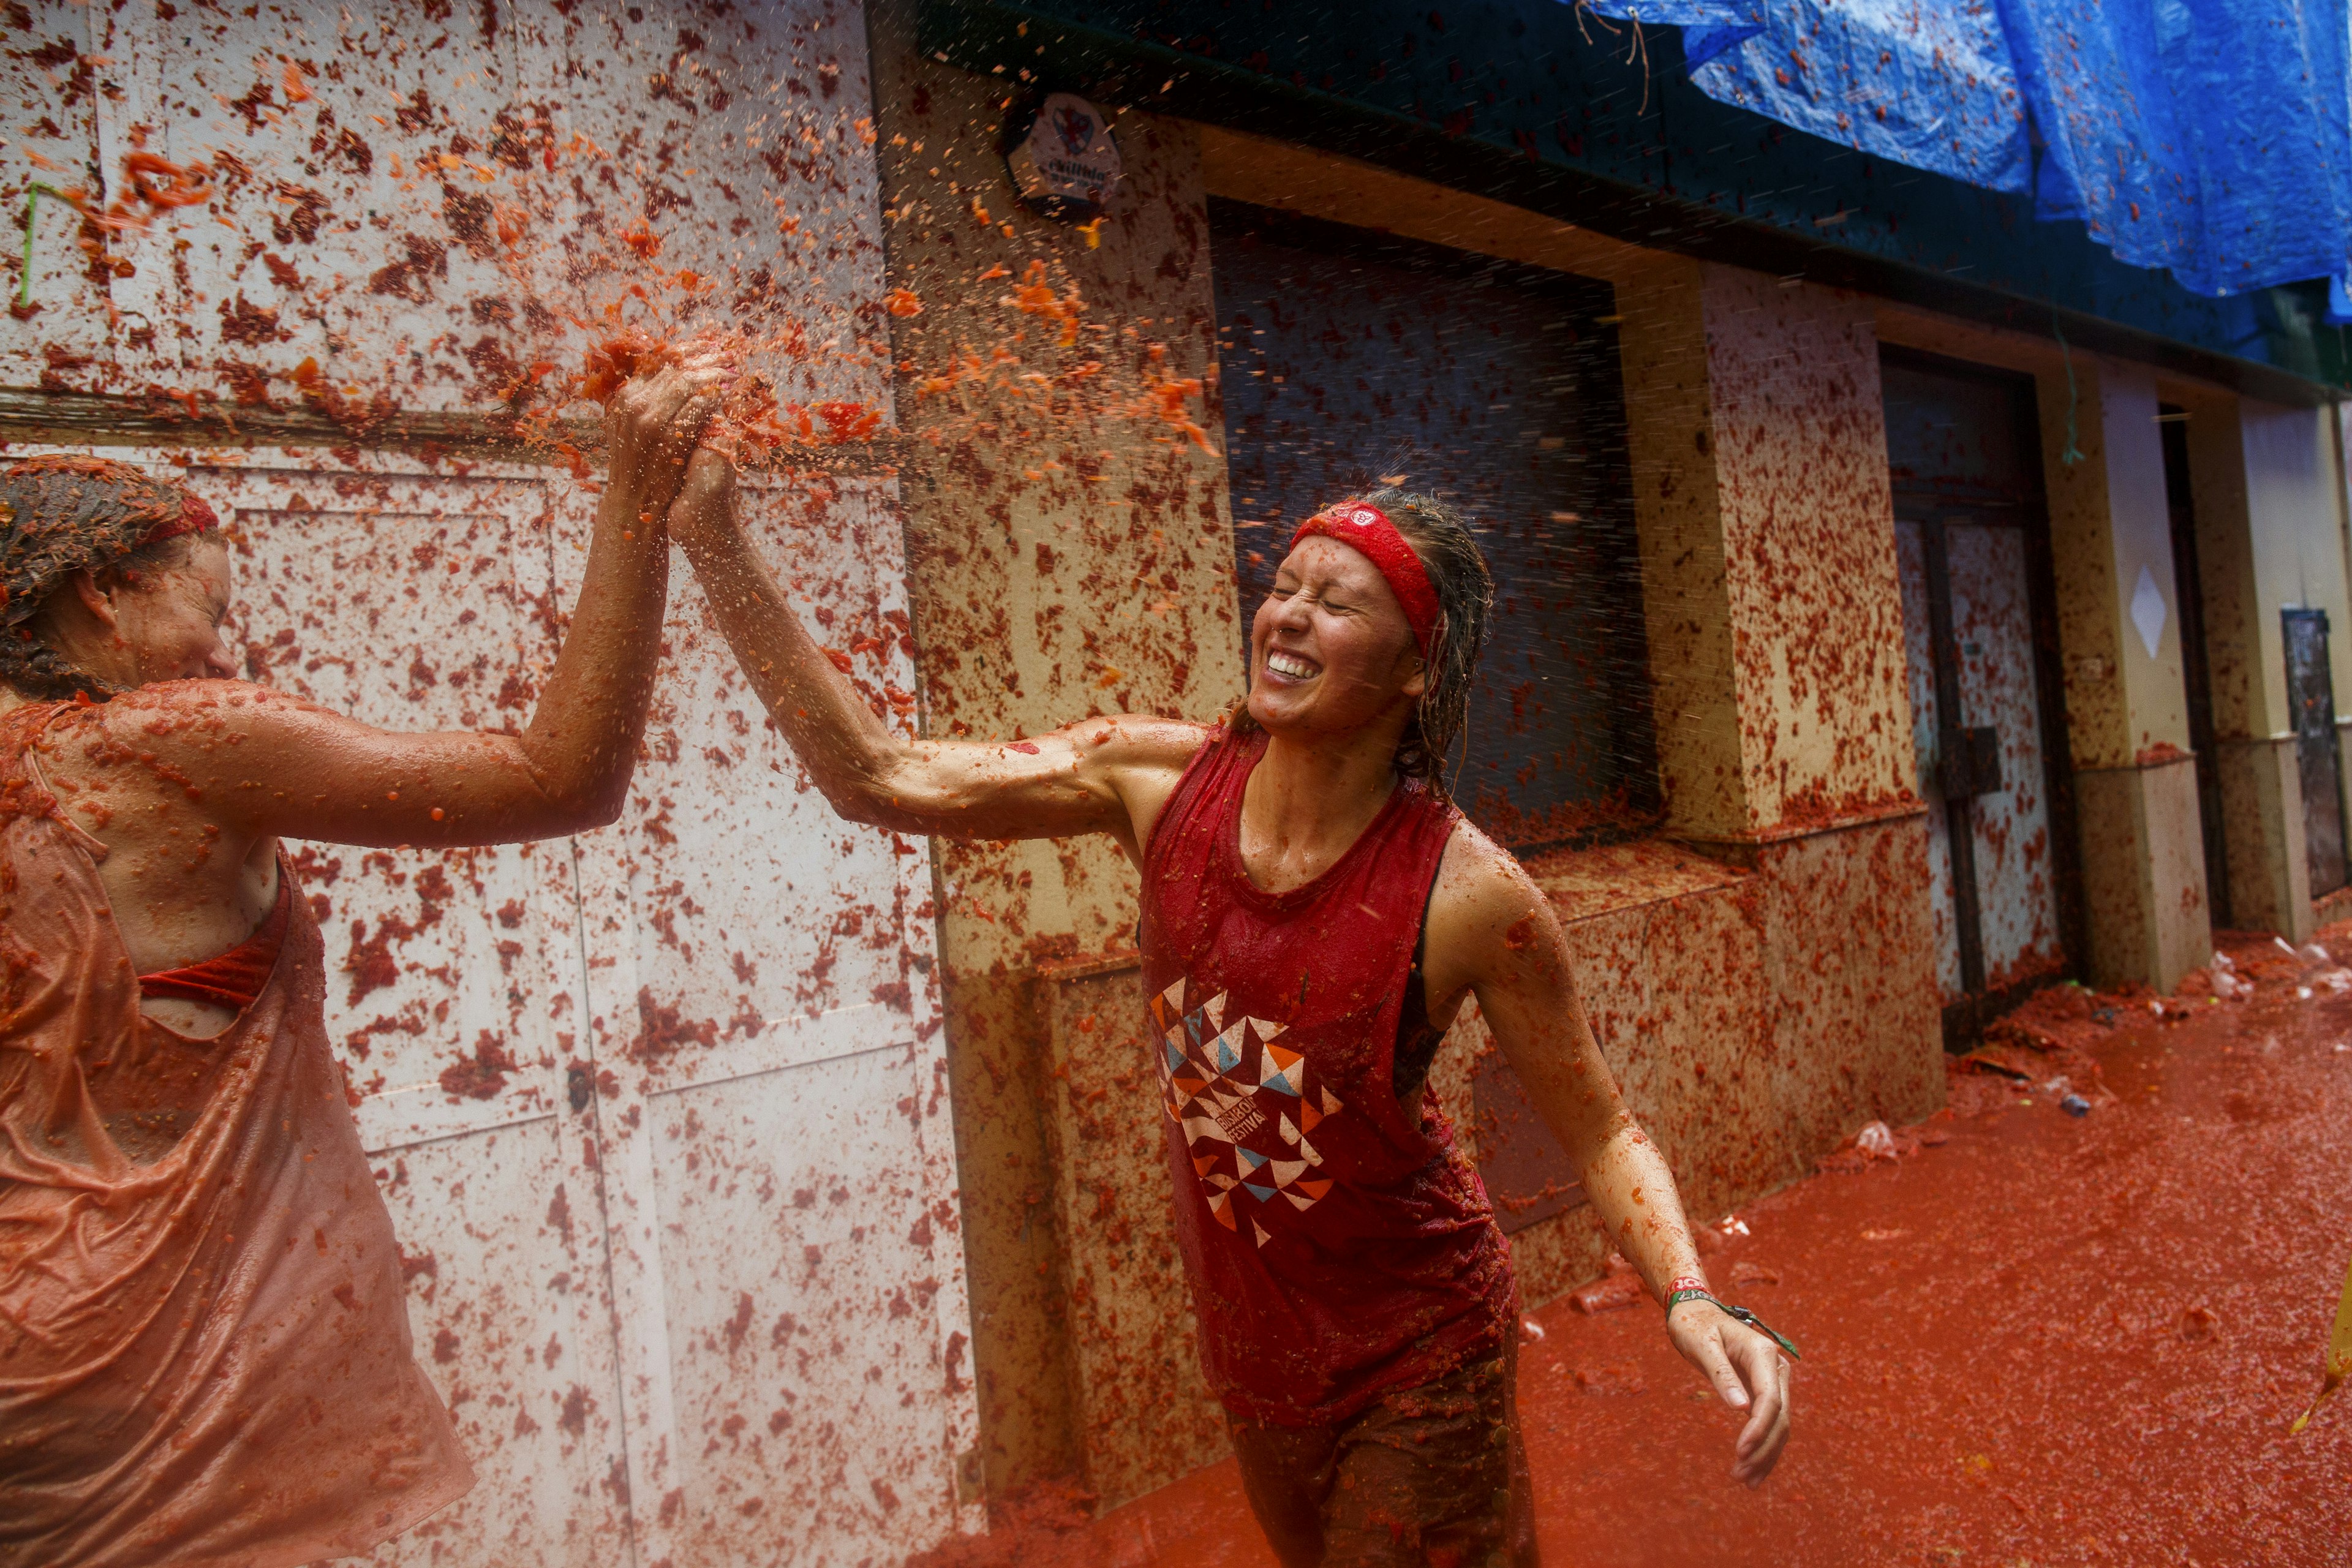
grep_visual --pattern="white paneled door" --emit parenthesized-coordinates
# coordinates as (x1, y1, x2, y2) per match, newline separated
(12, 0, 978, 1559)
(13, 448, 976, 1566)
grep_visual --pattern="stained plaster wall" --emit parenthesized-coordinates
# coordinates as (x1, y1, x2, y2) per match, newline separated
(2168, 389, 2352, 937)
(2035, 357, 2212, 986)
(864, 2, 1245, 1505)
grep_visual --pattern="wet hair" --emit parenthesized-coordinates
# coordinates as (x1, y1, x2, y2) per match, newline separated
(1239, 484, 1494, 793)
(0, 456, 216, 699)
(1363, 485, 1492, 788)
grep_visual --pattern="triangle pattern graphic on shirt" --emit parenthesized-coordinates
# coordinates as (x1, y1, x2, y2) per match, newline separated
(1257, 1039, 1305, 1097)
(1153, 976, 1345, 1244)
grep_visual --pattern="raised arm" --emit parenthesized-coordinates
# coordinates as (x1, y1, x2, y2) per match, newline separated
(55, 367, 718, 850)
(1422, 831, 1792, 1485)
(663, 447, 1200, 858)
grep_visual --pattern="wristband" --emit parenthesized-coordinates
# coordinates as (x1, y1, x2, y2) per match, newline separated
(1662, 1287, 1802, 1361)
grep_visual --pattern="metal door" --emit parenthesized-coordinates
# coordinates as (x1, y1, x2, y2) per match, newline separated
(1896, 515, 2070, 1027)
(2285, 609, 2348, 897)
(1883, 349, 2080, 1044)
(569, 472, 976, 1567)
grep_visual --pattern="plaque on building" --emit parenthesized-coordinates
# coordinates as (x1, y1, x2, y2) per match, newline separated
(1006, 92, 1123, 221)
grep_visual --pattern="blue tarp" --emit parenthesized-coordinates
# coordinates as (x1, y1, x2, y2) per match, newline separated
(1575, 0, 2352, 301)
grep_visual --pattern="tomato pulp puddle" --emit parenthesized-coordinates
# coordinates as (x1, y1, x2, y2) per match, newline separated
(938, 924, 2352, 1568)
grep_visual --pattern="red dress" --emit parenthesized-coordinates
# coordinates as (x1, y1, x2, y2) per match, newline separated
(1140, 726, 1517, 1428)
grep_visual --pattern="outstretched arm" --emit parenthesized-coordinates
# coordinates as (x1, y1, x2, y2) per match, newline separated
(664, 448, 1200, 858)
(1423, 831, 1792, 1486)
(66, 366, 718, 848)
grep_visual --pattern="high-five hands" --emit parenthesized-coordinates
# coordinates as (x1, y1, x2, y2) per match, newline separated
(666, 447, 739, 558)
(603, 363, 730, 527)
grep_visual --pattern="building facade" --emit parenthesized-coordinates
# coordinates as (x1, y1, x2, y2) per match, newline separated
(6, 0, 2350, 1561)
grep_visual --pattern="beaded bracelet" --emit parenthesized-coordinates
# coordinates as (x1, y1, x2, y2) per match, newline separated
(1664, 1286, 1803, 1360)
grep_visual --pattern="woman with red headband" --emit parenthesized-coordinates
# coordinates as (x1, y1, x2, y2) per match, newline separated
(0, 365, 715, 1568)
(668, 454, 1792, 1566)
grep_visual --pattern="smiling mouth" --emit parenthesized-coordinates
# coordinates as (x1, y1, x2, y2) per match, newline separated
(1265, 650, 1319, 681)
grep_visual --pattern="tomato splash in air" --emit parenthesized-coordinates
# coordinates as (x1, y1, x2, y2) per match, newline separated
(575, 326, 883, 461)
(1000, 260, 1085, 347)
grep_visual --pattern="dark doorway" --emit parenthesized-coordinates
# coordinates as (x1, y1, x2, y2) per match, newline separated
(1208, 200, 1654, 1234)
(2158, 408, 2230, 924)
(1881, 347, 2086, 1048)
(2284, 608, 2348, 897)
(1207, 198, 1656, 854)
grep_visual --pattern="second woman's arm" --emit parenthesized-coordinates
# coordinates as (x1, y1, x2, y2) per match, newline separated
(663, 448, 1200, 858)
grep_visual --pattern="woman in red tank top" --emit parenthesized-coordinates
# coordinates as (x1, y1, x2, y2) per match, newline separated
(671, 452, 1793, 1566)
(0, 365, 717, 1568)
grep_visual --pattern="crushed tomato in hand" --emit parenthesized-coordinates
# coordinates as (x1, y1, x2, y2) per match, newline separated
(575, 326, 883, 461)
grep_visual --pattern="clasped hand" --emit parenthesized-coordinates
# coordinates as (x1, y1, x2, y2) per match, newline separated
(602, 361, 731, 526)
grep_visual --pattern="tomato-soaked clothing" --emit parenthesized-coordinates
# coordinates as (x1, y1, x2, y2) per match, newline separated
(0, 703, 472, 1568)
(1140, 725, 1517, 1428)
(1227, 1346, 1536, 1568)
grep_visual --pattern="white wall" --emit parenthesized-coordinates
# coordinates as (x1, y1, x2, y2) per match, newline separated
(7, 2, 978, 1562)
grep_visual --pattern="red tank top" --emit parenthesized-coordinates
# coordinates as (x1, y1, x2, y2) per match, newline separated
(1140, 726, 1516, 1428)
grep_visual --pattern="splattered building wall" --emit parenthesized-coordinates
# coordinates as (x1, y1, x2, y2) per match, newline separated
(871, 4, 2352, 1532)
(9, 2, 2352, 1564)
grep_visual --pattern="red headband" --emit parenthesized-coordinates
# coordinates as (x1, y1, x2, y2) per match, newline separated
(146, 492, 218, 545)
(1289, 502, 1439, 658)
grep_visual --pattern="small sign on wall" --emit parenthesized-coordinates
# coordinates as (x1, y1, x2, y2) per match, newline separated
(1006, 92, 1123, 221)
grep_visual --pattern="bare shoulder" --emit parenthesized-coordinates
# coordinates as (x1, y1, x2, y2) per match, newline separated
(1423, 816, 1566, 995)
(36, 684, 356, 812)
(1430, 816, 1550, 934)
(1047, 714, 1216, 858)
(77, 680, 338, 752)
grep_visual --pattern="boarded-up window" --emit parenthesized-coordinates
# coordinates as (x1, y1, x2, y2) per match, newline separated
(1208, 200, 1656, 848)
